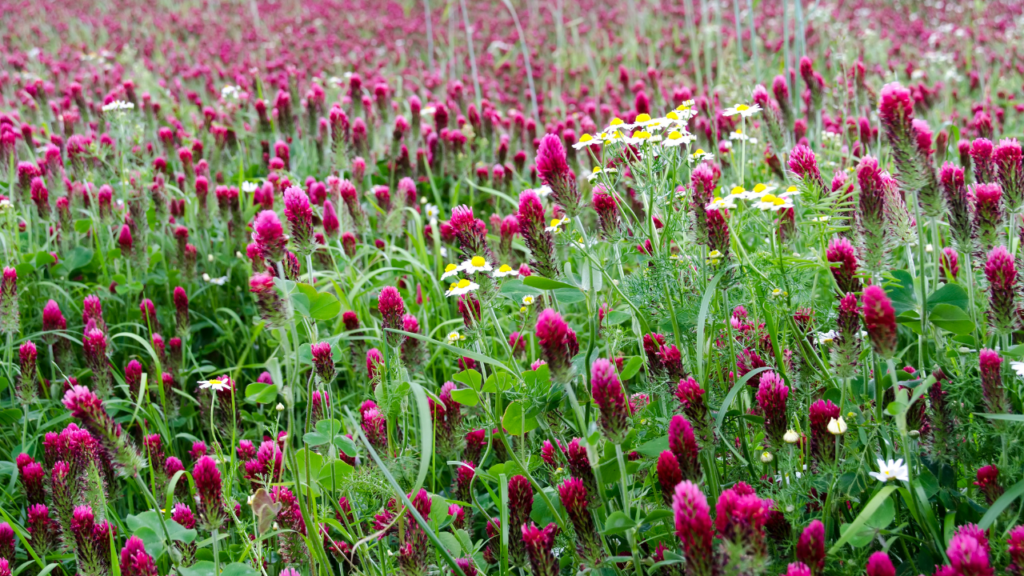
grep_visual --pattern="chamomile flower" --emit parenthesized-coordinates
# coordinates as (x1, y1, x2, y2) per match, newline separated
(425, 203, 440, 221)
(750, 183, 777, 196)
(662, 130, 694, 147)
(706, 250, 723, 265)
(447, 331, 465, 343)
(102, 100, 134, 113)
(1011, 361, 1024, 378)
(690, 148, 715, 162)
(445, 279, 479, 297)
(461, 256, 492, 273)
(535, 185, 553, 198)
(421, 106, 437, 116)
(572, 133, 599, 149)
(545, 217, 570, 232)
(586, 166, 618, 182)
(752, 193, 795, 212)
(706, 196, 737, 210)
(624, 130, 653, 145)
(441, 263, 463, 280)
(869, 458, 909, 483)
(522, 295, 535, 306)
(729, 129, 749, 141)
(206, 275, 229, 286)
(198, 378, 231, 392)
(242, 181, 259, 193)
(770, 288, 787, 298)
(606, 117, 626, 131)
(816, 330, 839, 345)
(723, 103, 763, 117)
(492, 264, 517, 278)
(221, 85, 242, 100)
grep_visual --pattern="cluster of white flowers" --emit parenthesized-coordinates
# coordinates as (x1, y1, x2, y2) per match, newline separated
(102, 100, 134, 113)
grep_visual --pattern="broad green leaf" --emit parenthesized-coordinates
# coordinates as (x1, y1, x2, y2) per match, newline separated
(309, 293, 341, 320)
(927, 283, 969, 311)
(620, 356, 644, 380)
(523, 276, 578, 291)
(482, 371, 514, 393)
(502, 401, 539, 436)
(634, 435, 669, 457)
(244, 383, 278, 403)
(449, 388, 480, 407)
(437, 532, 462, 557)
(928, 304, 974, 335)
(453, 369, 482, 391)
(600, 511, 637, 536)
(884, 270, 917, 315)
(74, 218, 93, 233)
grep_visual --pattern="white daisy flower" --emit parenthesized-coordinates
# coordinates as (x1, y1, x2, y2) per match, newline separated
(461, 256, 492, 273)
(198, 378, 231, 392)
(206, 275, 229, 286)
(689, 148, 715, 162)
(441, 263, 463, 280)
(445, 279, 479, 297)
(522, 295, 535, 306)
(446, 331, 464, 343)
(535, 185, 553, 198)
(816, 330, 839, 345)
(1011, 361, 1024, 378)
(623, 130, 653, 145)
(102, 100, 134, 113)
(572, 133, 599, 150)
(662, 130, 694, 147)
(706, 197, 737, 210)
(752, 193, 795, 212)
(242, 181, 259, 193)
(722, 103, 763, 117)
(869, 458, 909, 483)
(545, 217, 570, 233)
(425, 203, 439, 222)
(492, 264, 517, 278)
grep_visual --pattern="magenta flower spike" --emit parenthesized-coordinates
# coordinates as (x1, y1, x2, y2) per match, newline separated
(557, 477, 603, 566)
(311, 342, 335, 384)
(672, 480, 714, 576)
(862, 285, 897, 359)
(668, 414, 701, 480)
(947, 530, 994, 576)
(865, 552, 895, 576)
(796, 520, 825, 576)
(973, 183, 1005, 253)
(192, 456, 225, 530)
(984, 246, 1017, 334)
(591, 358, 629, 443)
(756, 371, 789, 445)
(253, 210, 287, 263)
(535, 308, 575, 382)
(535, 134, 579, 214)
(283, 186, 314, 256)
(979, 349, 1010, 415)
(826, 237, 861, 294)
(517, 190, 557, 278)
(974, 465, 1004, 506)
(16, 340, 37, 404)
(521, 522, 560, 576)
(0, 267, 18, 335)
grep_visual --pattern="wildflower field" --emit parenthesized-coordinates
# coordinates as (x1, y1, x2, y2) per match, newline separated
(2, 0, 1024, 575)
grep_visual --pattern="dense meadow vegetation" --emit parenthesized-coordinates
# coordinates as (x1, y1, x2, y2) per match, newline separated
(1, 0, 1024, 575)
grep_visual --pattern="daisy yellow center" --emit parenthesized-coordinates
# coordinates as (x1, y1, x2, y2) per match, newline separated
(579, 133, 593, 143)
(694, 148, 705, 155)
(753, 183, 768, 192)
(730, 186, 745, 195)
(786, 186, 798, 193)
(610, 118, 624, 126)
(772, 197, 785, 205)
(592, 166, 602, 173)
(666, 111, 679, 120)
(449, 282, 458, 291)
(735, 128, 743, 134)
(736, 104, 749, 111)
(635, 131, 651, 139)
(445, 263, 458, 272)
(763, 194, 778, 203)
(471, 256, 486, 267)
(635, 113, 651, 122)
(498, 264, 512, 273)
(668, 130, 682, 139)
(456, 279, 472, 289)
(550, 219, 562, 227)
